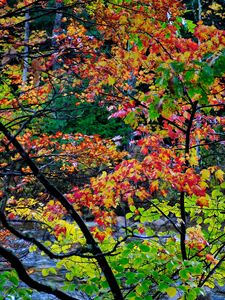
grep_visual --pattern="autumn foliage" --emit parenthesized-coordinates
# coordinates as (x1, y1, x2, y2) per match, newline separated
(0, 0, 225, 299)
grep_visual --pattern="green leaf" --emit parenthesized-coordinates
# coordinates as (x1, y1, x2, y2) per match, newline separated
(119, 258, 129, 265)
(113, 264, 124, 272)
(136, 38, 143, 50)
(130, 205, 136, 212)
(170, 62, 185, 73)
(100, 280, 109, 289)
(136, 284, 146, 294)
(44, 240, 51, 247)
(199, 65, 214, 86)
(126, 292, 138, 299)
(148, 103, 159, 120)
(213, 52, 225, 77)
(185, 70, 195, 81)
(62, 282, 76, 292)
(187, 288, 197, 300)
(166, 261, 179, 271)
(139, 244, 150, 252)
(126, 212, 133, 219)
(124, 111, 138, 128)
(212, 189, 223, 198)
(155, 67, 170, 88)
(185, 19, 196, 33)
(159, 282, 169, 292)
(65, 272, 74, 281)
(126, 272, 136, 280)
(165, 33, 171, 38)
(188, 86, 202, 98)
(161, 22, 167, 29)
(140, 215, 149, 222)
(83, 284, 97, 295)
(41, 269, 49, 277)
(199, 89, 209, 104)
(48, 267, 57, 275)
(138, 207, 145, 214)
(179, 269, 190, 280)
(9, 275, 19, 286)
(173, 76, 183, 97)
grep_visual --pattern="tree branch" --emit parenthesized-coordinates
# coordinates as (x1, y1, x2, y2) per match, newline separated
(180, 101, 198, 261)
(0, 245, 79, 300)
(0, 122, 124, 300)
(0, 211, 122, 259)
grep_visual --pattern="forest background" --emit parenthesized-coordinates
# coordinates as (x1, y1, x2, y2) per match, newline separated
(0, 0, 225, 299)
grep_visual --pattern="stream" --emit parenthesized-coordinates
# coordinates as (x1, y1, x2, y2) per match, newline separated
(1, 219, 225, 300)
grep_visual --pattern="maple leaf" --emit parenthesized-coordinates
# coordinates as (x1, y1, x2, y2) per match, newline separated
(186, 226, 208, 250)
(200, 169, 211, 181)
(107, 76, 116, 85)
(215, 169, 224, 183)
(196, 196, 209, 208)
(1, 0, 225, 298)
(150, 180, 159, 193)
(205, 254, 218, 264)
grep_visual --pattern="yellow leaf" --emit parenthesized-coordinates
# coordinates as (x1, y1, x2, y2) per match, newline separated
(101, 171, 107, 178)
(29, 245, 37, 252)
(209, 3, 222, 10)
(67, 24, 76, 35)
(108, 76, 116, 85)
(201, 169, 210, 181)
(205, 281, 215, 288)
(98, 60, 107, 67)
(166, 287, 177, 298)
(107, 180, 115, 187)
(134, 14, 144, 27)
(48, 200, 55, 206)
(199, 181, 208, 189)
(42, 268, 49, 277)
(189, 149, 199, 166)
(215, 169, 224, 183)
(119, 15, 127, 25)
